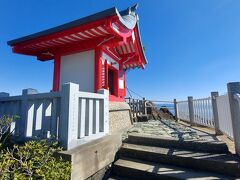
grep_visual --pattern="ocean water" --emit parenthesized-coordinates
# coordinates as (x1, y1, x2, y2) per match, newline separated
(156, 103, 175, 116)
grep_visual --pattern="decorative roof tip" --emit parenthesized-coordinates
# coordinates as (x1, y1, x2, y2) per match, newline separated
(130, 4, 138, 14)
(119, 4, 138, 16)
(116, 4, 139, 30)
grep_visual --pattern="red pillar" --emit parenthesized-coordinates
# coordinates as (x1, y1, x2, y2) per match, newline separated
(52, 55, 61, 91)
(104, 60, 108, 89)
(94, 48, 102, 92)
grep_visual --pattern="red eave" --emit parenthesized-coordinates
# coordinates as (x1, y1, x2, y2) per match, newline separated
(8, 6, 147, 69)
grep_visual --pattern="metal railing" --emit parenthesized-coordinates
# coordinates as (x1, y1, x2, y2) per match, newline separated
(125, 97, 147, 118)
(125, 97, 175, 119)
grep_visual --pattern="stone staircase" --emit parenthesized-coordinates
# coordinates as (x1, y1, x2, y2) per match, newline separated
(108, 134, 240, 180)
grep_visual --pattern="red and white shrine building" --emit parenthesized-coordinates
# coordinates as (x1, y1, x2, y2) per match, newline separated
(8, 5, 147, 102)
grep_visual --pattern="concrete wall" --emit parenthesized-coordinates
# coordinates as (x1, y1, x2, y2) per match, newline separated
(109, 102, 133, 133)
(60, 50, 95, 92)
(60, 133, 122, 180)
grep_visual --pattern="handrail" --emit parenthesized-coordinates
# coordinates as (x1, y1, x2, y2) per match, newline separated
(125, 97, 174, 103)
(177, 100, 188, 103)
(192, 97, 211, 101)
(146, 100, 174, 103)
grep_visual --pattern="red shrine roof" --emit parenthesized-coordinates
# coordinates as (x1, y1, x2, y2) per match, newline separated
(8, 5, 147, 70)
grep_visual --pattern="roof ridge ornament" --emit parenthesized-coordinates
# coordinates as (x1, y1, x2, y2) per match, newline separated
(116, 4, 138, 30)
(129, 4, 138, 15)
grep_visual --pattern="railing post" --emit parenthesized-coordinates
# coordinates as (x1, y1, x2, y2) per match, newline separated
(188, 96, 194, 125)
(97, 89, 109, 134)
(227, 82, 240, 155)
(59, 82, 79, 150)
(174, 99, 178, 121)
(143, 97, 147, 115)
(19, 88, 38, 140)
(132, 99, 135, 118)
(211, 92, 222, 135)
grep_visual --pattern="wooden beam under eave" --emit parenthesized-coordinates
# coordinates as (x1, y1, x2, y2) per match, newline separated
(52, 55, 61, 91)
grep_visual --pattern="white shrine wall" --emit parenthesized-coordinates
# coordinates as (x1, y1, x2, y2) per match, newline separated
(59, 50, 95, 92)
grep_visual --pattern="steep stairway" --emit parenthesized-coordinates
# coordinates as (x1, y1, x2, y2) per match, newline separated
(109, 134, 240, 180)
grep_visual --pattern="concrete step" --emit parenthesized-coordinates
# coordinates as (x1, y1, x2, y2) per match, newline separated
(108, 175, 132, 180)
(119, 143, 240, 177)
(112, 158, 235, 180)
(126, 133, 229, 153)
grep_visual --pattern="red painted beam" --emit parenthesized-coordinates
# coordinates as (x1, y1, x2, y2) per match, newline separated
(102, 47, 121, 62)
(52, 55, 61, 91)
(52, 35, 115, 56)
(104, 60, 108, 89)
(94, 48, 102, 92)
(133, 27, 147, 67)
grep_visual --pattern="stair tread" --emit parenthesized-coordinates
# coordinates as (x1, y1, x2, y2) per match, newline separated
(108, 175, 132, 180)
(128, 133, 226, 145)
(114, 158, 235, 180)
(126, 133, 229, 153)
(122, 143, 240, 164)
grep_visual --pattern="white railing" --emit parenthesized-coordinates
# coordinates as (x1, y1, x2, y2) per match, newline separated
(0, 95, 22, 133)
(0, 83, 109, 150)
(175, 82, 240, 155)
(0, 90, 61, 139)
(177, 101, 190, 121)
(216, 94, 233, 139)
(193, 98, 214, 128)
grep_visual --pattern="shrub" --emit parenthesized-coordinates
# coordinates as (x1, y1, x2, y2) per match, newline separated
(0, 115, 19, 147)
(0, 116, 71, 179)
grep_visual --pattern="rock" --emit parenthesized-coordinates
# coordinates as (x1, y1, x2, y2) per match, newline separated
(126, 119, 201, 140)
(128, 127, 143, 133)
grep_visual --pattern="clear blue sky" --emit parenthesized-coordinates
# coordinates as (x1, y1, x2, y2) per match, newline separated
(1, 0, 240, 100)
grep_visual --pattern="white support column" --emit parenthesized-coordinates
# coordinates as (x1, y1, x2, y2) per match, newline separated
(211, 92, 222, 135)
(79, 98, 86, 138)
(85, 99, 93, 136)
(97, 89, 109, 134)
(188, 96, 194, 125)
(59, 83, 79, 150)
(227, 82, 240, 155)
(20, 89, 38, 140)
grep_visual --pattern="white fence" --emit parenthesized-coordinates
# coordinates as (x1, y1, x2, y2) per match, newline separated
(193, 98, 214, 128)
(175, 81, 240, 156)
(177, 95, 234, 139)
(216, 94, 233, 139)
(177, 101, 190, 121)
(176, 94, 235, 139)
(0, 83, 109, 150)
